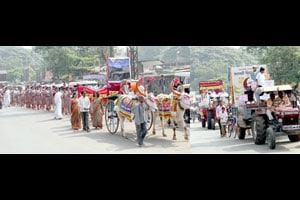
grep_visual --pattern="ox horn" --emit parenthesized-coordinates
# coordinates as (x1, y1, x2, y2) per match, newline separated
(170, 82, 181, 97)
(137, 81, 146, 97)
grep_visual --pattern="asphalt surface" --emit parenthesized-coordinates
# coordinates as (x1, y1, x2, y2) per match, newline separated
(190, 121, 300, 154)
(0, 106, 190, 154)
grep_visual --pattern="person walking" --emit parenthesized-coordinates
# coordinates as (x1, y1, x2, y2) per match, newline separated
(69, 92, 82, 130)
(219, 106, 228, 137)
(215, 100, 223, 136)
(134, 95, 148, 147)
(54, 87, 63, 120)
(91, 92, 104, 129)
(3, 86, 11, 108)
(78, 90, 91, 132)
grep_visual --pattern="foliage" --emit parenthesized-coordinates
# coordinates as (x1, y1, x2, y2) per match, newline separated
(246, 46, 300, 85)
(0, 46, 46, 83)
(190, 46, 258, 92)
(33, 46, 110, 82)
(138, 46, 166, 61)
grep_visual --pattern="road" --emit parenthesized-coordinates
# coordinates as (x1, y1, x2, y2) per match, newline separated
(0, 107, 190, 154)
(190, 121, 300, 154)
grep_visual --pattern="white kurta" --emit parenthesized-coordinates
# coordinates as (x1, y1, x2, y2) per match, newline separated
(54, 91, 63, 119)
(4, 89, 11, 107)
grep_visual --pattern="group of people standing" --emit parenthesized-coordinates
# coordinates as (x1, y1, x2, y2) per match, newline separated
(69, 90, 104, 133)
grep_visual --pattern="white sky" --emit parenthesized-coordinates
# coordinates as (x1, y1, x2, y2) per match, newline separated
(22, 46, 32, 49)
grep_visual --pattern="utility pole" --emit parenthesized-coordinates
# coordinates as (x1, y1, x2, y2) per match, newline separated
(128, 46, 138, 80)
(109, 46, 114, 57)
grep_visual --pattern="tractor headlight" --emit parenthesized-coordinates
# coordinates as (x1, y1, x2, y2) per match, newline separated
(278, 118, 283, 123)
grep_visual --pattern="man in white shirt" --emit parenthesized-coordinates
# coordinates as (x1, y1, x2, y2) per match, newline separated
(3, 87, 11, 108)
(255, 67, 266, 102)
(54, 87, 63, 120)
(78, 90, 91, 132)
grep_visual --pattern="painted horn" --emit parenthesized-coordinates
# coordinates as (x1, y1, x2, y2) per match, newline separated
(170, 82, 181, 96)
(137, 82, 146, 97)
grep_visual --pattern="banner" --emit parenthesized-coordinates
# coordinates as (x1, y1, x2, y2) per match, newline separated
(77, 85, 108, 102)
(199, 80, 223, 94)
(230, 65, 269, 106)
(107, 57, 130, 81)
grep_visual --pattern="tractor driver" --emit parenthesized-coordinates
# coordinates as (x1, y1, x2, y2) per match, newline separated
(273, 91, 291, 108)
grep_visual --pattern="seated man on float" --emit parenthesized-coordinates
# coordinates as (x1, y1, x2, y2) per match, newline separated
(273, 90, 292, 109)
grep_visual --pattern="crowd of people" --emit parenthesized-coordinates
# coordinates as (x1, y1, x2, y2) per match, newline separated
(0, 84, 105, 134)
(0, 76, 190, 147)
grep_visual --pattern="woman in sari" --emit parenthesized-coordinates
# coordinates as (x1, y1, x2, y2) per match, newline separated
(69, 92, 82, 130)
(91, 92, 104, 129)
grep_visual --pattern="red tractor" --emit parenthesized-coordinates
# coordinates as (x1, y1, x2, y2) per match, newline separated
(199, 80, 223, 130)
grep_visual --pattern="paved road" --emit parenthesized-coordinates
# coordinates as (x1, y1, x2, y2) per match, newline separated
(190, 121, 300, 154)
(0, 107, 190, 154)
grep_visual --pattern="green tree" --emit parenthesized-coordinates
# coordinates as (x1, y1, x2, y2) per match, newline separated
(260, 46, 300, 84)
(34, 46, 111, 82)
(245, 46, 300, 85)
(0, 46, 46, 82)
(190, 46, 257, 92)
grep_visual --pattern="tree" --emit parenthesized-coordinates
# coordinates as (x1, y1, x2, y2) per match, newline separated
(245, 46, 300, 84)
(260, 46, 300, 84)
(0, 46, 46, 83)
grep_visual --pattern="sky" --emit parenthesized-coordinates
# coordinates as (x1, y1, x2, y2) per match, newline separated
(22, 46, 32, 49)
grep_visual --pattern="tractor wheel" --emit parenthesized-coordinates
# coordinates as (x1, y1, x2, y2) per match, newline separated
(207, 110, 212, 129)
(266, 127, 276, 149)
(288, 135, 300, 142)
(251, 114, 267, 144)
(238, 127, 246, 140)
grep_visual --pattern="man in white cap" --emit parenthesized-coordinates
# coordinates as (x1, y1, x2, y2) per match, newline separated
(250, 66, 259, 82)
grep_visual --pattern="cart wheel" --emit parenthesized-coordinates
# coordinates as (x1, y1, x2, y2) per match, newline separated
(105, 100, 119, 134)
(146, 111, 153, 131)
(266, 127, 276, 149)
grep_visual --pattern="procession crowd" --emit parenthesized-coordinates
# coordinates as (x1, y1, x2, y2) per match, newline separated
(0, 84, 104, 133)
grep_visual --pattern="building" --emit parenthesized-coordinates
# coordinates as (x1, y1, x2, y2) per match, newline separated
(0, 70, 7, 81)
(137, 60, 191, 95)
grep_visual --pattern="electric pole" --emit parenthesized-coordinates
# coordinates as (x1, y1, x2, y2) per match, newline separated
(128, 46, 138, 79)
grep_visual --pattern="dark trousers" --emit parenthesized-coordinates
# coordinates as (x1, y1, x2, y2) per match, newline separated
(136, 122, 147, 145)
(218, 119, 222, 135)
(81, 112, 89, 130)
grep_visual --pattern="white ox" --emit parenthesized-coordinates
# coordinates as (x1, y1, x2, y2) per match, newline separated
(152, 84, 191, 140)
(113, 84, 157, 139)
